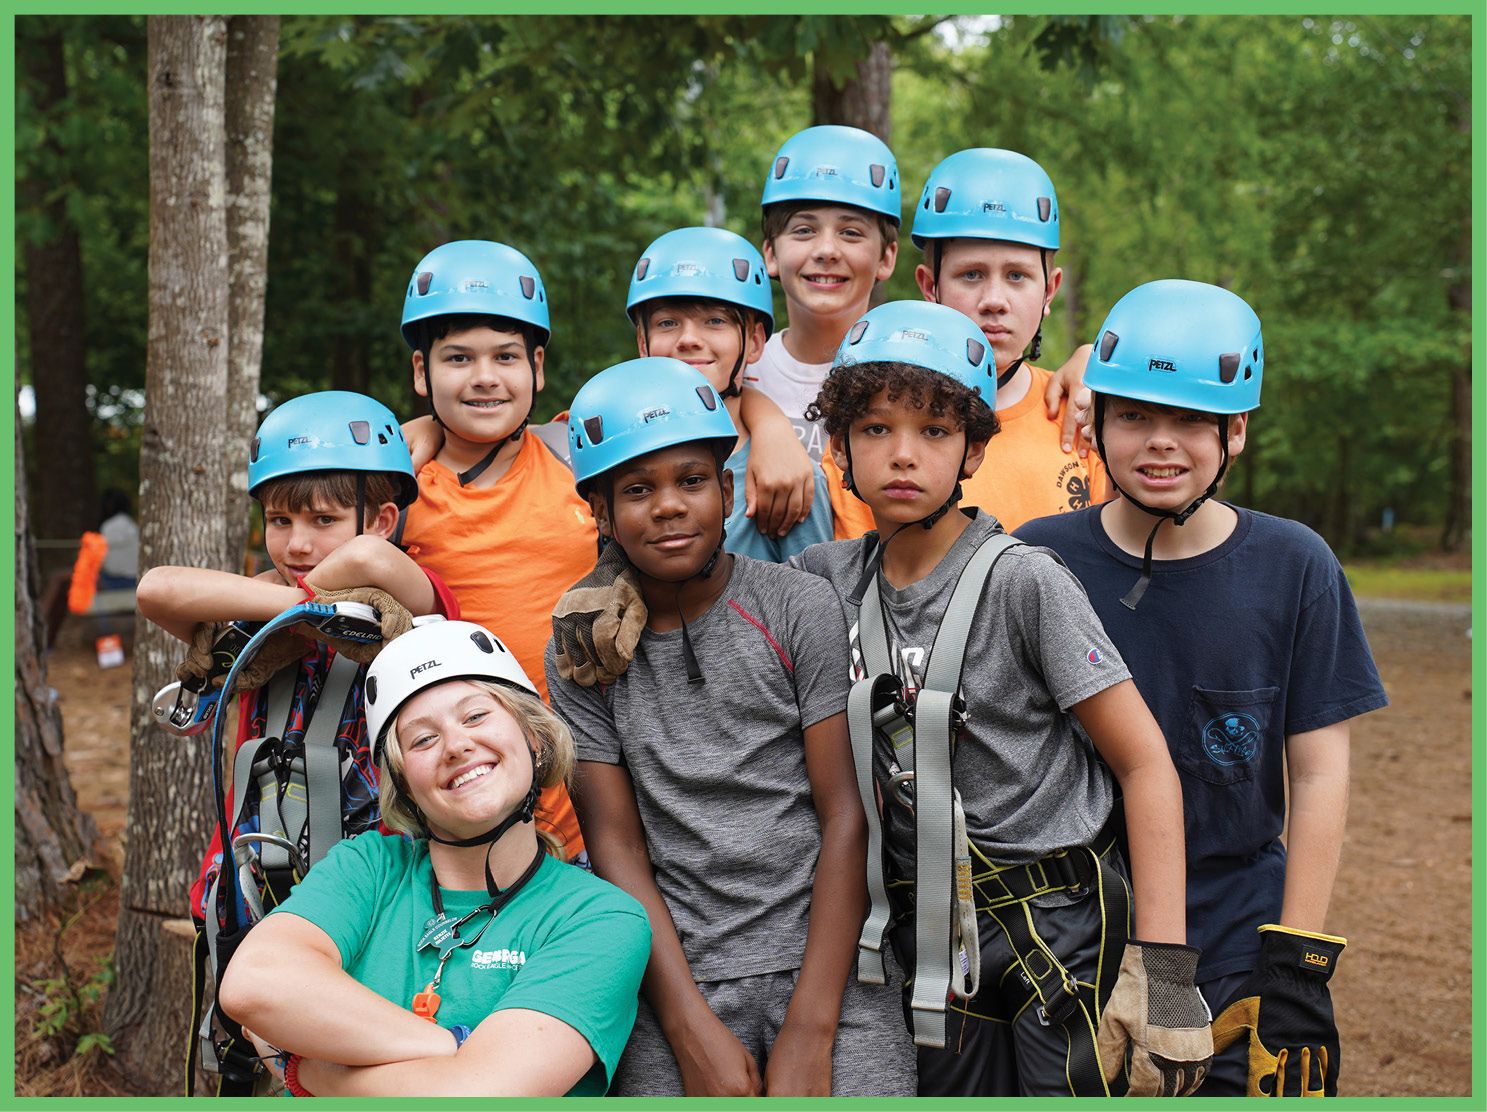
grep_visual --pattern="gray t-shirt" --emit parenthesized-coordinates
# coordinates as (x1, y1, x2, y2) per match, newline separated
(793, 511, 1126, 866)
(546, 554, 851, 981)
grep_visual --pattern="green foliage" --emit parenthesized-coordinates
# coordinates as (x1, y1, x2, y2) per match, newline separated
(15, 14, 1469, 551)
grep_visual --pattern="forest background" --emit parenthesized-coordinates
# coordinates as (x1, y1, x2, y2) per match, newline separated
(16, 11, 1474, 558)
(10, 10, 1478, 1098)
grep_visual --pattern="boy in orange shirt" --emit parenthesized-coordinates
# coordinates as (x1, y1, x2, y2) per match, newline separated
(396, 240, 591, 862)
(909, 148, 1105, 532)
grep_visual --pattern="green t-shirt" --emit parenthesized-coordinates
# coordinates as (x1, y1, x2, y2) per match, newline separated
(272, 832, 650, 1095)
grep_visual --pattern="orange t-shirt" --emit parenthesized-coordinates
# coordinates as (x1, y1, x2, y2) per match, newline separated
(820, 365, 1109, 540)
(401, 433, 598, 859)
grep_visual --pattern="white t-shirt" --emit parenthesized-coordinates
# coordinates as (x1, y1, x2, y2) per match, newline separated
(100, 512, 139, 579)
(743, 332, 832, 463)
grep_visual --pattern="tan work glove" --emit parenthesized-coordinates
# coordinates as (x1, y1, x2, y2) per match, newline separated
(295, 586, 414, 664)
(551, 543, 647, 687)
(1097, 940, 1213, 1097)
(176, 620, 305, 692)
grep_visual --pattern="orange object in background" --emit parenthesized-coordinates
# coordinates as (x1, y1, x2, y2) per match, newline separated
(95, 634, 125, 669)
(67, 531, 109, 614)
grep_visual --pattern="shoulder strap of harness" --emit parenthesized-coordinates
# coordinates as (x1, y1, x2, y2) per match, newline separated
(848, 529, 1023, 1049)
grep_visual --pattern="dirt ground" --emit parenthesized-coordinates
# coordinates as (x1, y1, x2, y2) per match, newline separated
(18, 597, 1477, 1097)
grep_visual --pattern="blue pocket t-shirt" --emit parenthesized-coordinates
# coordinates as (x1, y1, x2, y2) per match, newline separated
(1018, 506, 1387, 981)
(273, 833, 651, 1094)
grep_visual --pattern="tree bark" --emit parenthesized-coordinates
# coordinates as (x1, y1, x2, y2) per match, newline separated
(811, 38, 892, 143)
(18, 25, 98, 569)
(223, 16, 280, 567)
(14, 402, 100, 925)
(1439, 101, 1471, 552)
(104, 16, 231, 1094)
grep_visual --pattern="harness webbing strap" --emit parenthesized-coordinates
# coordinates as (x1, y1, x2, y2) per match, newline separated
(303, 653, 358, 868)
(197, 654, 358, 1089)
(909, 688, 957, 1048)
(848, 674, 898, 985)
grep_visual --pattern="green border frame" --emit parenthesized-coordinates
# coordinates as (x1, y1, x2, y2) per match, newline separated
(3, 3, 1480, 1109)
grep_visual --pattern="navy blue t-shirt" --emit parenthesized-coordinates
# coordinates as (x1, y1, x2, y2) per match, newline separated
(1018, 505, 1387, 981)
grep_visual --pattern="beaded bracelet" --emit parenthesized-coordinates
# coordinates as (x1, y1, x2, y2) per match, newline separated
(283, 1054, 314, 1098)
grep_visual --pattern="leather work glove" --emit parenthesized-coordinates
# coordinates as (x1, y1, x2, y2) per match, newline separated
(551, 543, 648, 687)
(298, 585, 413, 663)
(1211, 925, 1346, 1097)
(177, 620, 304, 693)
(1097, 940, 1213, 1096)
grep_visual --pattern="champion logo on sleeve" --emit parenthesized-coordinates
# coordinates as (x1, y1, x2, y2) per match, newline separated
(1087, 648, 1103, 665)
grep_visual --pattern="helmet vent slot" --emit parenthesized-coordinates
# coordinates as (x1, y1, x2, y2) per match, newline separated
(774, 156, 790, 180)
(696, 385, 719, 411)
(636, 258, 650, 281)
(469, 630, 494, 653)
(848, 320, 870, 345)
(966, 338, 986, 366)
(1037, 197, 1052, 221)
(583, 415, 605, 445)
(1218, 353, 1241, 383)
(349, 420, 371, 445)
(934, 187, 951, 213)
(1098, 330, 1119, 362)
(870, 164, 885, 188)
(732, 258, 750, 281)
(519, 276, 536, 300)
(416, 272, 433, 296)
(249, 437, 261, 463)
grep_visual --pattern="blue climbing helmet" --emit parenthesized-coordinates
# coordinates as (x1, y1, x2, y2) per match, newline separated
(626, 227, 775, 336)
(248, 391, 418, 509)
(761, 125, 901, 223)
(1086, 280, 1264, 611)
(1085, 279, 1264, 414)
(627, 227, 774, 399)
(833, 299, 996, 400)
(910, 148, 1060, 250)
(831, 301, 996, 547)
(568, 358, 737, 490)
(400, 240, 551, 350)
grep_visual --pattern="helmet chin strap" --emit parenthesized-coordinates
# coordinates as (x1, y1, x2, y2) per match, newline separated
(603, 491, 728, 686)
(1092, 395, 1231, 610)
(930, 242, 1048, 393)
(425, 353, 536, 487)
(417, 743, 541, 864)
(842, 431, 969, 607)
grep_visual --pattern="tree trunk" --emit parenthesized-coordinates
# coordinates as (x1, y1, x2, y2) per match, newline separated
(811, 38, 893, 143)
(14, 401, 100, 925)
(330, 178, 372, 395)
(1439, 100, 1471, 552)
(18, 26, 98, 570)
(104, 16, 231, 1094)
(223, 16, 280, 567)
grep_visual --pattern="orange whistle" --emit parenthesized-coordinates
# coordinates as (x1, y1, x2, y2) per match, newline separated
(412, 985, 441, 1021)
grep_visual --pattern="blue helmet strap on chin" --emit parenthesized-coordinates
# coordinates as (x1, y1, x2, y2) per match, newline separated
(842, 432, 968, 606)
(640, 315, 749, 400)
(930, 243, 1048, 392)
(1092, 395, 1230, 610)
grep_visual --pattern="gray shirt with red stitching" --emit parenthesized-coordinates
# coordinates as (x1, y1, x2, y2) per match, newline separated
(546, 555, 851, 981)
